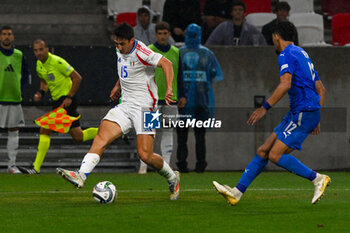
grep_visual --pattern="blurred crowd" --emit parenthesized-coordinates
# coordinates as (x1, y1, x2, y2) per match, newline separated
(108, 0, 286, 46)
(107, 0, 350, 47)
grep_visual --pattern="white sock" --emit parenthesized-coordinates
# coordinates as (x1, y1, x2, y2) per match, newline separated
(232, 187, 243, 200)
(78, 153, 100, 180)
(7, 131, 19, 168)
(160, 130, 173, 164)
(139, 160, 147, 169)
(158, 160, 176, 182)
(312, 173, 322, 185)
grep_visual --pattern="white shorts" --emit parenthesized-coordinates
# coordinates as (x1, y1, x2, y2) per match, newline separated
(103, 103, 156, 135)
(0, 104, 25, 128)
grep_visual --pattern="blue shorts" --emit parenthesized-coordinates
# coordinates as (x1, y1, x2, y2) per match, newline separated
(273, 110, 320, 151)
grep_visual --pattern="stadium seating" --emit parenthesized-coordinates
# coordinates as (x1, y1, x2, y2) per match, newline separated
(0, 0, 110, 46)
(116, 12, 137, 27)
(284, 0, 314, 14)
(289, 13, 329, 46)
(200, 0, 206, 15)
(245, 13, 275, 31)
(322, 0, 350, 16)
(332, 13, 350, 46)
(243, 0, 271, 14)
(107, 0, 142, 18)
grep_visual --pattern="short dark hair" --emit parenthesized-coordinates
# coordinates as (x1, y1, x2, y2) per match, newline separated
(137, 7, 149, 16)
(274, 1, 291, 13)
(231, 0, 246, 12)
(0, 25, 13, 33)
(33, 38, 48, 47)
(114, 22, 134, 40)
(155, 21, 170, 32)
(273, 21, 298, 43)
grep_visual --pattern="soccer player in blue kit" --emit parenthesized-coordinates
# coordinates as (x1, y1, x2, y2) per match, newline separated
(213, 21, 330, 205)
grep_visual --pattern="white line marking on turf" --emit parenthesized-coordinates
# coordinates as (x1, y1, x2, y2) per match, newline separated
(0, 188, 349, 195)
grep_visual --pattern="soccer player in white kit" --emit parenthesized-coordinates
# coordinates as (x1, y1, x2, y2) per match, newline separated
(57, 23, 180, 200)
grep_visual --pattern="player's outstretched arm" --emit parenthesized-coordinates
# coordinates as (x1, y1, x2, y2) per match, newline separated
(247, 73, 292, 125)
(157, 57, 175, 106)
(110, 79, 121, 101)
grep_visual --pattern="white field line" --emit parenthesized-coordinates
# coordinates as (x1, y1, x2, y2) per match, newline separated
(0, 188, 349, 195)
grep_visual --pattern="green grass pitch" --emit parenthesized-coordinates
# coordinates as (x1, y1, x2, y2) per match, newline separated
(0, 171, 349, 233)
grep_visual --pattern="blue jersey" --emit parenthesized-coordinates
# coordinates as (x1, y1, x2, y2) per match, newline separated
(278, 44, 321, 113)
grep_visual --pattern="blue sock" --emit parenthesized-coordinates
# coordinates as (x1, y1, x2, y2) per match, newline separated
(276, 154, 316, 181)
(236, 154, 268, 193)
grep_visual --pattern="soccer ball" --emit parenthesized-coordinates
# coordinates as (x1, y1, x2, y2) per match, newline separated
(92, 181, 117, 204)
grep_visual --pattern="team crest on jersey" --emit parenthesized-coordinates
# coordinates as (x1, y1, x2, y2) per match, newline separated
(118, 57, 122, 63)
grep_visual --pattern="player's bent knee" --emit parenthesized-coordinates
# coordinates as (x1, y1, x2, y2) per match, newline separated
(268, 152, 281, 164)
(137, 149, 151, 163)
(137, 150, 148, 161)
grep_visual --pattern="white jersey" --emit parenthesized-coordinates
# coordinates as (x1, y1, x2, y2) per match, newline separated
(117, 40, 162, 109)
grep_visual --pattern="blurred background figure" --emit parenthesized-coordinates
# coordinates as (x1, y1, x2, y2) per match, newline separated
(162, 0, 202, 42)
(0, 26, 29, 174)
(262, 1, 298, 45)
(177, 24, 223, 173)
(205, 0, 266, 46)
(202, 0, 233, 44)
(134, 6, 175, 45)
(134, 6, 157, 45)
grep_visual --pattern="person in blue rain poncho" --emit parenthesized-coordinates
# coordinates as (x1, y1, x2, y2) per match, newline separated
(176, 23, 223, 173)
